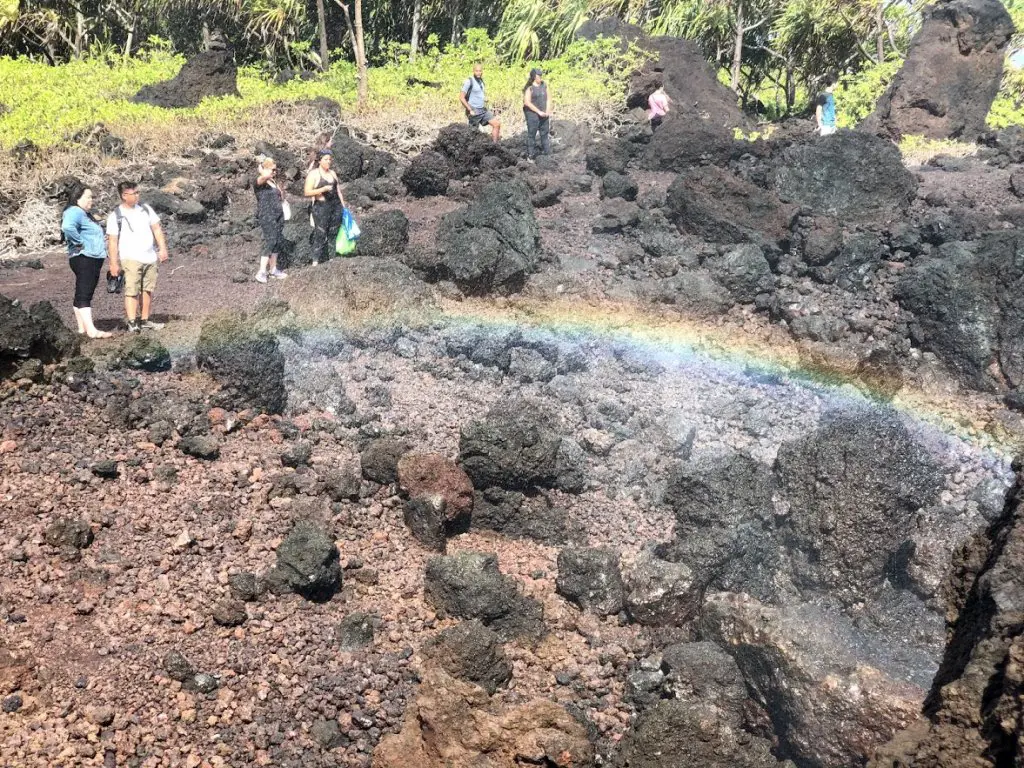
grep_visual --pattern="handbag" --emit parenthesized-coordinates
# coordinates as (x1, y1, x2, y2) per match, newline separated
(281, 200, 292, 221)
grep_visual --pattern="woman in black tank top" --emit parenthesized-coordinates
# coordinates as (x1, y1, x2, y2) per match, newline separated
(304, 150, 346, 266)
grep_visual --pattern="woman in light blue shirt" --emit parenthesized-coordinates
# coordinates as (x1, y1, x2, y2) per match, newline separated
(61, 183, 112, 338)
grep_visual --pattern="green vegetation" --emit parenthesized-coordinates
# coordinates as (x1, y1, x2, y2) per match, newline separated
(0, 32, 642, 150)
(832, 59, 901, 128)
(0, 0, 1021, 152)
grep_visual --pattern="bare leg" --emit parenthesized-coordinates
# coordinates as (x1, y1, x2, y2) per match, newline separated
(72, 307, 85, 334)
(79, 308, 111, 339)
(125, 295, 139, 321)
(491, 118, 502, 143)
(140, 291, 153, 321)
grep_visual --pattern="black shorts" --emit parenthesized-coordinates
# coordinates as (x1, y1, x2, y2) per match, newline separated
(260, 217, 285, 256)
(468, 110, 496, 127)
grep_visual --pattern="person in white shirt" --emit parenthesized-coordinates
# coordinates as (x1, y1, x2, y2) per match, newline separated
(106, 181, 169, 333)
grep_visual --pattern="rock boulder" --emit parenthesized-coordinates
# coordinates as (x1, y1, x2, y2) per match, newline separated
(132, 49, 240, 109)
(433, 180, 540, 295)
(373, 666, 593, 768)
(863, 0, 1015, 140)
(666, 166, 795, 248)
(195, 311, 286, 414)
(769, 132, 918, 222)
(423, 551, 544, 641)
(774, 407, 944, 605)
(421, 620, 512, 694)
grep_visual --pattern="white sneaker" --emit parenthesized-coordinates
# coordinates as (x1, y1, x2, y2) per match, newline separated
(311, 261, 319, 267)
(269, 269, 288, 280)
(255, 272, 268, 284)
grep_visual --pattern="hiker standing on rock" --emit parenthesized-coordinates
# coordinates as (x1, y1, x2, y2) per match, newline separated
(61, 183, 112, 339)
(816, 75, 838, 137)
(523, 68, 552, 160)
(106, 181, 167, 334)
(254, 157, 288, 283)
(304, 149, 345, 266)
(460, 62, 502, 143)
(648, 85, 670, 132)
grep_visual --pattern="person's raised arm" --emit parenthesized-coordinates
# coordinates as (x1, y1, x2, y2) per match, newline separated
(256, 168, 273, 186)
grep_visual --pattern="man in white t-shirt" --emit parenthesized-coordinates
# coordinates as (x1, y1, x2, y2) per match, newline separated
(107, 181, 169, 333)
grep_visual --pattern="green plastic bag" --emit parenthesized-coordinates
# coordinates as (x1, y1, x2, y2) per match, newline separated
(335, 223, 357, 256)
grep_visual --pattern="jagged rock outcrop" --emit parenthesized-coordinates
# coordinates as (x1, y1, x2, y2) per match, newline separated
(132, 49, 240, 108)
(774, 406, 945, 605)
(702, 593, 927, 768)
(863, 0, 1015, 140)
(869, 465, 1024, 768)
(195, 311, 286, 414)
(0, 296, 79, 377)
(896, 232, 1024, 392)
(666, 166, 796, 249)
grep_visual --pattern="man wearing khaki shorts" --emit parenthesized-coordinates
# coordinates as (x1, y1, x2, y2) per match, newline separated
(107, 181, 169, 333)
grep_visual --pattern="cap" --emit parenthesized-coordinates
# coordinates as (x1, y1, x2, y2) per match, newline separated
(318, 148, 333, 157)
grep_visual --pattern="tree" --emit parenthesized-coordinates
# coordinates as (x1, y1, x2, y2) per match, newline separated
(315, 0, 329, 69)
(334, 0, 368, 107)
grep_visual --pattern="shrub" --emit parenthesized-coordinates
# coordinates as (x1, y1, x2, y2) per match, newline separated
(832, 59, 900, 128)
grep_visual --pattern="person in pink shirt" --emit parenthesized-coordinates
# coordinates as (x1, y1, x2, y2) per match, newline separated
(648, 86, 670, 131)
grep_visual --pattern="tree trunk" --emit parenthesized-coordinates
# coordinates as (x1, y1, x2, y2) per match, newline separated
(731, 1, 744, 93)
(332, 0, 366, 106)
(74, 10, 84, 59)
(410, 0, 421, 62)
(355, 0, 368, 108)
(316, 0, 330, 70)
(876, 0, 885, 63)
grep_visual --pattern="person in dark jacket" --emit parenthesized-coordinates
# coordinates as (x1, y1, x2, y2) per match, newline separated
(60, 182, 112, 338)
(523, 68, 552, 160)
(254, 157, 288, 283)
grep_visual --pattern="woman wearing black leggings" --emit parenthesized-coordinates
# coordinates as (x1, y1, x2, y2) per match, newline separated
(61, 183, 111, 338)
(303, 149, 345, 266)
(523, 68, 552, 160)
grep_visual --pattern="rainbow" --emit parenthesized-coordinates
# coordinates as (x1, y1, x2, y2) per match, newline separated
(169, 291, 1015, 463)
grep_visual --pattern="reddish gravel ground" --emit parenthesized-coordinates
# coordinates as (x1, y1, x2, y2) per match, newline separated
(1, 141, 1021, 768)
